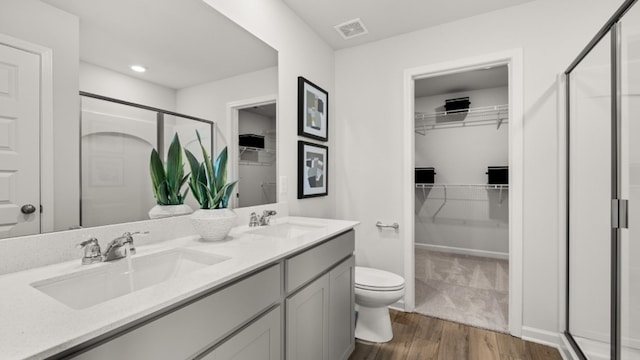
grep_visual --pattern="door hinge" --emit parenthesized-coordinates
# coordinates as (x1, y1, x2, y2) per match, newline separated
(612, 199, 628, 229)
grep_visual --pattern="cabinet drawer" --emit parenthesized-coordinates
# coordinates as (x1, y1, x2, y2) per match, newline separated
(285, 230, 354, 293)
(73, 264, 281, 360)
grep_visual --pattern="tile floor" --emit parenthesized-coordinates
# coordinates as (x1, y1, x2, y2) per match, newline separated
(414, 247, 509, 332)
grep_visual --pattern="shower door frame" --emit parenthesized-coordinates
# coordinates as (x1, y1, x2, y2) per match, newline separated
(564, 0, 637, 358)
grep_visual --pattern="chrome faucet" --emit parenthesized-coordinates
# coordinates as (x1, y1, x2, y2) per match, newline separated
(249, 212, 260, 227)
(260, 210, 277, 225)
(248, 210, 277, 227)
(102, 231, 147, 262)
(76, 237, 102, 265)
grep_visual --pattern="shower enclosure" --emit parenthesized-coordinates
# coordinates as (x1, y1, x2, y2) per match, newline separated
(565, 0, 640, 359)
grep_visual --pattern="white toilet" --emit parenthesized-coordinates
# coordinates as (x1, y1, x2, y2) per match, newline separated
(354, 266, 405, 343)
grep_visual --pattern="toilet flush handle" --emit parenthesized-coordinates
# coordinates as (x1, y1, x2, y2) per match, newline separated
(375, 221, 399, 230)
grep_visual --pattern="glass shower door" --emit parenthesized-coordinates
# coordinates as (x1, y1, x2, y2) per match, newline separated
(568, 30, 613, 359)
(620, 3, 640, 359)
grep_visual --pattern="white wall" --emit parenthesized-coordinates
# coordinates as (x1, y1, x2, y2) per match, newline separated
(334, 0, 620, 338)
(415, 87, 508, 255)
(238, 111, 277, 207)
(0, 0, 80, 231)
(80, 62, 177, 110)
(201, 0, 335, 218)
(176, 67, 277, 151)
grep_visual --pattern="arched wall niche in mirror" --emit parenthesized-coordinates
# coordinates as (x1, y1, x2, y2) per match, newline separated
(0, 0, 278, 239)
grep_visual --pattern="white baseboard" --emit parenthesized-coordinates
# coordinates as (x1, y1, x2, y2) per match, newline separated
(521, 326, 563, 349)
(415, 243, 509, 260)
(389, 299, 406, 312)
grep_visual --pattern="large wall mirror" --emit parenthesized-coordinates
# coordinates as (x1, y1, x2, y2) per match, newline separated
(0, 0, 278, 239)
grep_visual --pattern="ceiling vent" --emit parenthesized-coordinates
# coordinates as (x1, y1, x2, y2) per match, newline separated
(334, 18, 368, 40)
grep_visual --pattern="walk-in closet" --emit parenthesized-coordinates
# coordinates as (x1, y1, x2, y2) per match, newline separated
(413, 66, 510, 332)
(237, 103, 277, 207)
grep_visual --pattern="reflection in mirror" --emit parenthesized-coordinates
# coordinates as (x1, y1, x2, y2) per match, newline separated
(238, 103, 277, 207)
(79, 93, 213, 227)
(0, 0, 277, 239)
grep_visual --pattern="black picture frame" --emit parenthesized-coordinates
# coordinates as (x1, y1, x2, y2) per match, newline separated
(298, 76, 328, 141)
(298, 141, 328, 199)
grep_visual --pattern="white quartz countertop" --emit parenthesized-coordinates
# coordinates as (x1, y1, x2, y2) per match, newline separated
(0, 216, 359, 360)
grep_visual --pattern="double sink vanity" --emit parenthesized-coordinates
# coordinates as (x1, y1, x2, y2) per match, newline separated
(0, 216, 359, 360)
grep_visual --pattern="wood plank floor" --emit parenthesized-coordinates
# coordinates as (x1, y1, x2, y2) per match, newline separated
(349, 310, 562, 360)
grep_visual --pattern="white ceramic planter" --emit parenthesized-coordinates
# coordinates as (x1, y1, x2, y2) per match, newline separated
(148, 204, 193, 219)
(190, 208, 237, 241)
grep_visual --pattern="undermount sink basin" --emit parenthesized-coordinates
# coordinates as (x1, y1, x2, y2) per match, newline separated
(247, 222, 324, 238)
(31, 248, 230, 309)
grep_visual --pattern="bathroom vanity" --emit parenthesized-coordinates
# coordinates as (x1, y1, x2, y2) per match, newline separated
(0, 217, 358, 360)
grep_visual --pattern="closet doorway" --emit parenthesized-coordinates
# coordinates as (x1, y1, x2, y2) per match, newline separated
(402, 50, 524, 336)
(413, 66, 509, 332)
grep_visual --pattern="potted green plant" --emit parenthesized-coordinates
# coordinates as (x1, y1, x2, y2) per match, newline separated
(148, 133, 193, 219)
(185, 130, 238, 241)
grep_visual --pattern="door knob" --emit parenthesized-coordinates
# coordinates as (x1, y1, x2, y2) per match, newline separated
(21, 204, 37, 214)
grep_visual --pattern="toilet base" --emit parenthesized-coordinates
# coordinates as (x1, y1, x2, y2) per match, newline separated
(355, 305, 393, 343)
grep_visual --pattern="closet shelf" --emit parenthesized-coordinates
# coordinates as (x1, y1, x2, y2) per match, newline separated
(239, 161, 273, 167)
(415, 183, 508, 189)
(239, 146, 276, 155)
(415, 104, 509, 134)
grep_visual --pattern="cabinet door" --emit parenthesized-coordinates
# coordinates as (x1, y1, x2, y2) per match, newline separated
(202, 306, 281, 360)
(286, 273, 329, 360)
(329, 256, 355, 360)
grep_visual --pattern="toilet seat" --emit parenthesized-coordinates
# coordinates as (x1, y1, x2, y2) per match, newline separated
(355, 266, 405, 292)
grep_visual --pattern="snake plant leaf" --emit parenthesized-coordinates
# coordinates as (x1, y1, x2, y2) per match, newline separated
(165, 134, 183, 196)
(186, 130, 237, 209)
(150, 149, 167, 203)
(179, 174, 190, 202)
(149, 134, 188, 205)
(195, 130, 216, 195)
(181, 188, 189, 203)
(219, 180, 238, 209)
(157, 180, 170, 205)
(150, 149, 166, 187)
(214, 147, 228, 193)
(211, 180, 237, 209)
(186, 149, 213, 209)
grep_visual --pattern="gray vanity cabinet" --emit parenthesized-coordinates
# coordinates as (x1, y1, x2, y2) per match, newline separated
(285, 230, 355, 360)
(201, 306, 281, 360)
(65, 229, 355, 360)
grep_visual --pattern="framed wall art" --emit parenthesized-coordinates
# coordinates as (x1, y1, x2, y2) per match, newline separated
(298, 76, 328, 141)
(298, 141, 328, 198)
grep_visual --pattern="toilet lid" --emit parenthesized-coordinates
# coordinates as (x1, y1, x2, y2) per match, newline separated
(355, 266, 405, 291)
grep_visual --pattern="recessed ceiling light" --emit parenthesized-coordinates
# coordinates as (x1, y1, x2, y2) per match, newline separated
(334, 18, 368, 40)
(130, 65, 146, 73)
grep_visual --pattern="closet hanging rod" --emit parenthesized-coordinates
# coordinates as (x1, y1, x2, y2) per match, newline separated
(416, 184, 508, 209)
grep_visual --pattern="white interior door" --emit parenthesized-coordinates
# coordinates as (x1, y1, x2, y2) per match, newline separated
(0, 43, 40, 238)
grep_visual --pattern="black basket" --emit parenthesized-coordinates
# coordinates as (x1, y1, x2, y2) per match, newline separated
(415, 167, 436, 184)
(444, 97, 471, 114)
(239, 134, 265, 149)
(486, 166, 508, 185)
